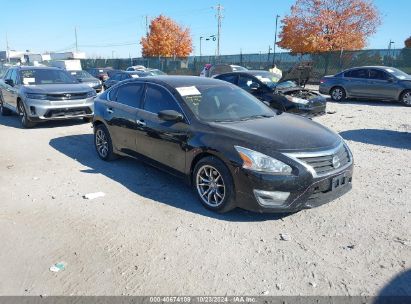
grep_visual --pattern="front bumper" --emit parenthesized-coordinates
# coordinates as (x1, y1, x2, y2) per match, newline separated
(233, 163, 353, 213)
(23, 97, 95, 121)
(287, 96, 327, 118)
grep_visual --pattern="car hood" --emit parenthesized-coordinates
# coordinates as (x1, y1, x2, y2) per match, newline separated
(23, 83, 92, 94)
(209, 113, 340, 153)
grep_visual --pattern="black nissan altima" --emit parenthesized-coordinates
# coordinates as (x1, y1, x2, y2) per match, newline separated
(93, 76, 353, 213)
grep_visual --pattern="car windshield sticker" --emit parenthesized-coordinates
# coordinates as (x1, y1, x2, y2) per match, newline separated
(131, 75, 139, 78)
(176, 86, 201, 96)
(99, 69, 104, 72)
(23, 78, 35, 85)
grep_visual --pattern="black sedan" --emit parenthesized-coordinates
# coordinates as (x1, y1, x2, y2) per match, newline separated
(93, 76, 353, 213)
(103, 71, 151, 89)
(215, 71, 326, 117)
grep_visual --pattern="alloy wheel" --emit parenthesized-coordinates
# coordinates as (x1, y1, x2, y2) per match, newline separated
(95, 129, 109, 158)
(196, 165, 226, 207)
(332, 88, 343, 101)
(19, 102, 27, 124)
(403, 92, 411, 105)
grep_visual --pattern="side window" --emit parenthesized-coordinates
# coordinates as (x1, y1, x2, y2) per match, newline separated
(238, 75, 260, 92)
(115, 83, 144, 108)
(107, 87, 118, 101)
(217, 74, 237, 84)
(345, 69, 368, 79)
(369, 69, 389, 80)
(10, 69, 18, 84)
(3, 69, 12, 80)
(143, 85, 181, 114)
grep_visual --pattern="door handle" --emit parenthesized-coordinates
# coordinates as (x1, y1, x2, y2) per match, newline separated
(106, 107, 114, 114)
(136, 119, 146, 127)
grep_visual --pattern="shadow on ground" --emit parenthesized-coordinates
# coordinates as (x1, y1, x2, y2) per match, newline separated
(374, 269, 411, 303)
(340, 129, 411, 150)
(327, 98, 403, 108)
(49, 134, 289, 222)
(0, 112, 88, 129)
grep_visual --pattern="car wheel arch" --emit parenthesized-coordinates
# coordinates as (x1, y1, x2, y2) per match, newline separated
(189, 151, 233, 185)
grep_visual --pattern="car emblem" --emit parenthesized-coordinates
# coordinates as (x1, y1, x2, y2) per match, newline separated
(332, 155, 341, 169)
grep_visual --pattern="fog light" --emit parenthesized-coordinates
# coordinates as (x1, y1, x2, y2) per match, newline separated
(253, 190, 290, 207)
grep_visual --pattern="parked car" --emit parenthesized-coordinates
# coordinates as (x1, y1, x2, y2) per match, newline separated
(319, 66, 411, 106)
(87, 68, 114, 82)
(103, 71, 151, 89)
(215, 71, 326, 117)
(69, 70, 103, 93)
(126, 65, 146, 71)
(92, 76, 353, 213)
(0, 66, 96, 128)
(207, 64, 248, 78)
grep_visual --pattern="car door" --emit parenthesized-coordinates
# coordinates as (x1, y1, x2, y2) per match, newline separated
(344, 68, 370, 97)
(8, 69, 20, 108)
(103, 82, 145, 154)
(2, 69, 18, 108)
(133, 83, 189, 173)
(367, 68, 398, 99)
(1, 69, 13, 107)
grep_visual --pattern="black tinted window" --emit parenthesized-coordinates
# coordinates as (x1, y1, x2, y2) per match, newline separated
(369, 69, 389, 80)
(345, 69, 368, 78)
(238, 75, 260, 92)
(217, 74, 237, 84)
(144, 85, 181, 114)
(115, 83, 144, 108)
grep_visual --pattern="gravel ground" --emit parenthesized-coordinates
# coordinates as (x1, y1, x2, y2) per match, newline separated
(0, 97, 410, 296)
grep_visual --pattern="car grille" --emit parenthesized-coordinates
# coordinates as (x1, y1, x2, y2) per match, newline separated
(44, 107, 92, 118)
(296, 144, 351, 175)
(47, 93, 88, 100)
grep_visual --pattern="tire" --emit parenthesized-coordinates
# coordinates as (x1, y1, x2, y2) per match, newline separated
(17, 101, 36, 128)
(400, 90, 411, 107)
(94, 124, 117, 161)
(192, 156, 236, 213)
(0, 93, 12, 116)
(330, 86, 346, 102)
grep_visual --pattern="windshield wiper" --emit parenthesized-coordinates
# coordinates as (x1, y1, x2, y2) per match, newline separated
(240, 114, 273, 121)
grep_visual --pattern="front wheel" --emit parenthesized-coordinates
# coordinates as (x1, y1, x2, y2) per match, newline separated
(18, 101, 36, 128)
(94, 124, 117, 161)
(400, 90, 411, 107)
(330, 86, 346, 102)
(193, 156, 236, 213)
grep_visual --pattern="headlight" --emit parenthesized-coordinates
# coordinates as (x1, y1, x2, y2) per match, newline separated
(234, 146, 292, 174)
(26, 93, 48, 100)
(87, 90, 97, 98)
(285, 95, 310, 105)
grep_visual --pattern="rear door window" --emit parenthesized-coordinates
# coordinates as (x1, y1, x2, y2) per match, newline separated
(345, 69, 368, 79)
(368, 69, 390, 80)
(115, 83, 145, 108)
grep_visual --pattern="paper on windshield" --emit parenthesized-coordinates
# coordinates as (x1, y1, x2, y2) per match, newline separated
(23, 78, 35, 85)
(176, 86, 201, 96)
(131, 75, 139, 78)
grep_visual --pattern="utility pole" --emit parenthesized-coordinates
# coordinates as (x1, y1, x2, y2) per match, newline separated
(6, 32, 10, 63)
(214, 4, 224, 59)
(74, 27, 78, 52)
(268, 45, 272, 63)
(145, 15, 149, 36)
(272, 14, 280, 67)
(200, 36, 203, 58)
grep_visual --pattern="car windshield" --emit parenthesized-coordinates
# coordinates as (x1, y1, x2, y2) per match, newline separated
(385, 67, 411, 79)
(20, 69, 78, 85)
(69, 70, 94, 79)
(251, 71, 282, 88)
(179, 85, 275, 122)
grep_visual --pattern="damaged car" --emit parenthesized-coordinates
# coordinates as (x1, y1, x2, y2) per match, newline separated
(214, 70, 326, 117)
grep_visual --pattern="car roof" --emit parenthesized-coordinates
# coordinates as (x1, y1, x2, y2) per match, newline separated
(15, 66, 61, 71)
(346, 66, 393, 70)
(126, 75, 227, 87)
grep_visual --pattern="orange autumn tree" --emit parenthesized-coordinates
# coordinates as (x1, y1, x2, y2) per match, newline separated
(140, 15, 192, 58)
(278, 0, 381, 54)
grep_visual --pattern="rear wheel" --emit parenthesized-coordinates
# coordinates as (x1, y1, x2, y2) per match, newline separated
(330, 86, 346, 102)
(0, 94, 12, 116)
(18, 101, 36, 128)
(400, 90, 411, 107)
(193, 156, 236, 213)
(94, 124, 117, 161)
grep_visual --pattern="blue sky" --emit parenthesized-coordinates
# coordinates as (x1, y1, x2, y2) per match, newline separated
(0, 0, 409, 58)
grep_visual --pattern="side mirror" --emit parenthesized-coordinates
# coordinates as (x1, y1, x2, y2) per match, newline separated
(250, 82, 260, 91)
(158, 110, 184, 122)
(77, 78, 83, 83)
(5, 79, 14, 86)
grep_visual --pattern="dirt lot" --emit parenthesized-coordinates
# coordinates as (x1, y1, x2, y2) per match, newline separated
(0, 98, 410, 296)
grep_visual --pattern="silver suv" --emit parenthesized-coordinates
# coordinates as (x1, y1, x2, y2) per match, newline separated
(319, 66, 411, 106)
(0, 66, 96, 128)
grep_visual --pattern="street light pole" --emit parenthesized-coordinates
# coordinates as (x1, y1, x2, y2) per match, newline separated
(200, 37, 203, 58)
(272, 14, 280, 67)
